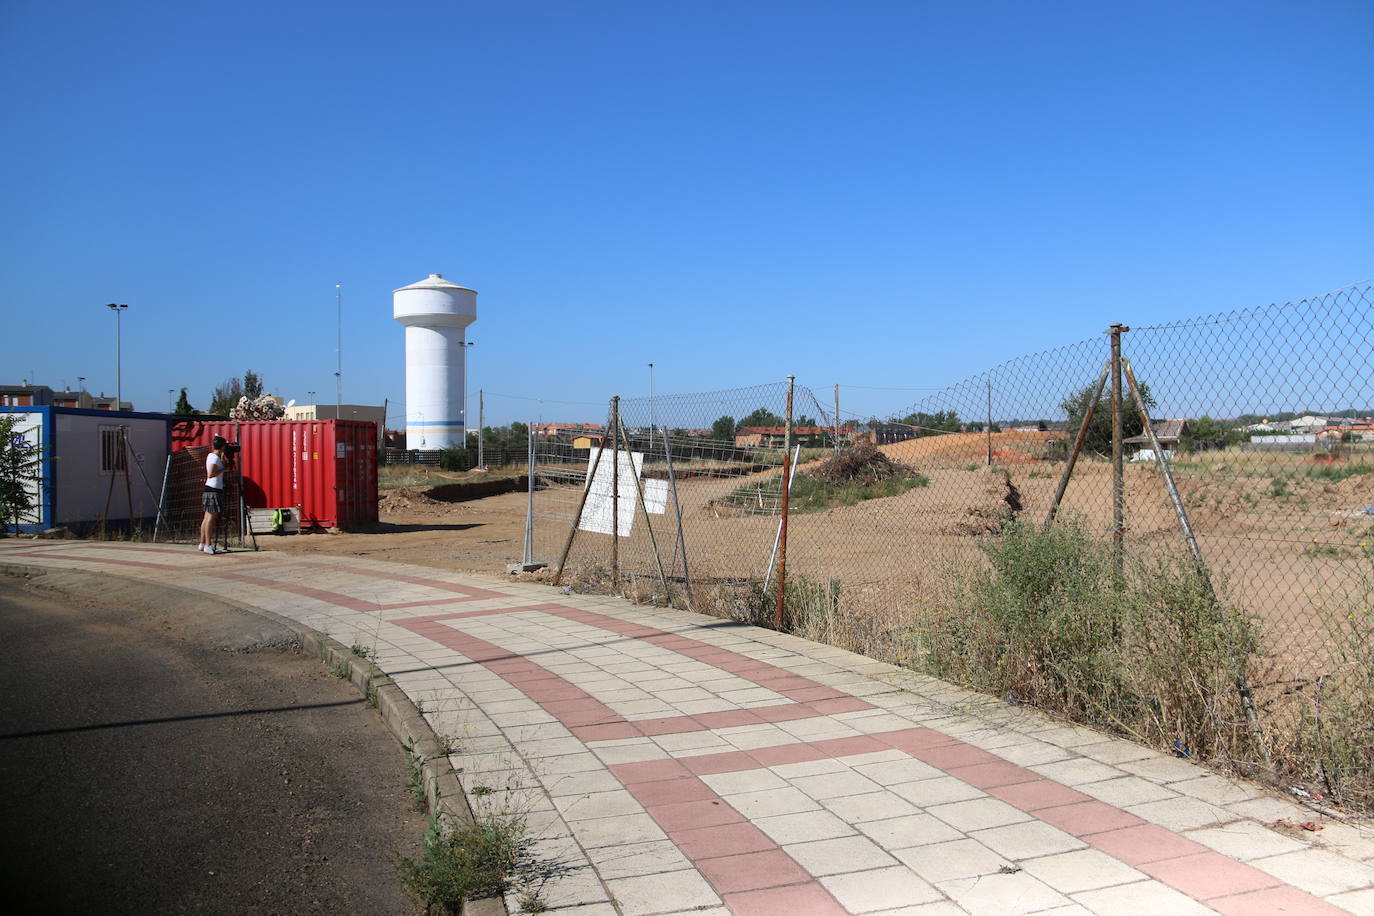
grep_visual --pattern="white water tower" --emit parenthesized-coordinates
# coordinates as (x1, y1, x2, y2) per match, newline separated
(393, 273, 477, 449)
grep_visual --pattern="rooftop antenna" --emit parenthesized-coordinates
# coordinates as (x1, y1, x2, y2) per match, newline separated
(334, 281, 342, 413)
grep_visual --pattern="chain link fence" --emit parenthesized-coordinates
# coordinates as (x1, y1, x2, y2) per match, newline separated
(512, 282, 1372, 808)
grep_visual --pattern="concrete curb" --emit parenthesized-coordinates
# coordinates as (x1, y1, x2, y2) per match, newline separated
(0, 562, 508, 916)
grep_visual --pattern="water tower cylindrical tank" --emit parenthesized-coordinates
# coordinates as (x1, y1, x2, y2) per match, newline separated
(393, 273, 477, 450)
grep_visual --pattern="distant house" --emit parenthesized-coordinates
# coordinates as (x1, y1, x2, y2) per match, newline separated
(865, 423, 919, 445)
(0, 384, 54, 407)
(535, 422, 602, 437)
(734, 426, 853, 448)
(1124, 419, 1190, 451)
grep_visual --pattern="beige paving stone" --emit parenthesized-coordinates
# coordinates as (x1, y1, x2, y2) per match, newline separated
(971, 820, 1087, 860)
(569, 813, 668, 849)
(585, 839, 692, 880)
(537, 752, 606, 775)
(991, 740, 1075, 767)
(1168, 773, 1263, 805)
(1185, 820, 1311, 860)
(726, 786, 822, 818)
(1125, 795, 1234, 830)
(856, 813, 964, 849)
(894, 837, 1011, 883)
(1028, 758, 1125, 786)
(823, 790, 921, 824)
(820, 865, 943, 912)
(755, 809, 858, 844)
(553, 790, 645, 821)
(852, 758, 946, 786)
(927, 797, 1033, 832)
(889, 776, 986, 807)
(1069, 879, 1217, 915)
(1071, 740, 1157, 765)
(790, 769, 884, 800)
(1016, 848, 1146, 893)
(1075, 774, 1178, 808)
(785, 834, 899, 876)
(1116, 755, 1204, 783)
(604, 869, 720, 916)
(545, 769, 622, 797)
(867, 903, 967, 916)
(1327, 886, 1374, 915)
(1249, 847, 1374, 897)
(936, 869, 1070, 914)
(522, 868, 610, 909)
(771, 758, 851, 778)
(701, 769, 790, 795)
(1225, 794, 1310, 824)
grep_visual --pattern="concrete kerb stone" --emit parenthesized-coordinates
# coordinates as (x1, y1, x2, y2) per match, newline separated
(0, 561, 507, 916)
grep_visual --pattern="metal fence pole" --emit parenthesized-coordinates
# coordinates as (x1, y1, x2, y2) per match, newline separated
(986, 377, 994, 467)
(522, 420, 535, 566)
(611, 396, 620, 586)
(660, 426, 693, 605)
(834, 384, 841, 455)
(775, 375, 795, 630)
(1110, 324, 1127, 582)
(478, 389, 485, 469)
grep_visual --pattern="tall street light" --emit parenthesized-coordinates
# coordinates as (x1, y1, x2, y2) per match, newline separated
(106, 303, 128, 409)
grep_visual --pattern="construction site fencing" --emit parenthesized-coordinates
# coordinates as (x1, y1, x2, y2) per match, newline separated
(521, 281, 1373, 811)
(153, 444, 252, 550)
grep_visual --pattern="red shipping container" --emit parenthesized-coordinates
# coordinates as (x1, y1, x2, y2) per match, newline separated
(172, 419, 378, 529)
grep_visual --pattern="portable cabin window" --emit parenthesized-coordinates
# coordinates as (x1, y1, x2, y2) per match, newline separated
(100, 426, 128, 473)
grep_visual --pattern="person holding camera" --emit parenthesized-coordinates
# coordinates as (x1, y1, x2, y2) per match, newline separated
(199, 435, 231, 554)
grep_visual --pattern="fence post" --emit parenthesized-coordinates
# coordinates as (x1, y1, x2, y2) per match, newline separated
(986, 377, 994, 467)
(611, 395, 620, 587)
(478, 389, 484, 469)
(551, 398, 614, 585)
(522, 421, 535, 566)
(1110, 324, 1127, 582)
(775, 376, 795, 630)
(833, 384, 842, 455)
(1044, 362, 1111, 528)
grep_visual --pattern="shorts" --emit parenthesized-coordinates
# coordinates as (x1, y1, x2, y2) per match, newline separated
(203, 489, 225, 514)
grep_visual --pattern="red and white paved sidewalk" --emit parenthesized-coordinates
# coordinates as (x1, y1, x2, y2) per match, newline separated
(4, 540, 1373, 915)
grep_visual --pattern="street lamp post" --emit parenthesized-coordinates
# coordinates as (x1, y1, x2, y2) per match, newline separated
(168, 389, 175, 412)
(106, 303, 128, 408)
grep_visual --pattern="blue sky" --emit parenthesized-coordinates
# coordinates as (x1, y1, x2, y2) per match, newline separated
(3, 0, 1371, 427)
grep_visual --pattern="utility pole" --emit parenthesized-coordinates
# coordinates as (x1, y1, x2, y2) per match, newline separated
(833, 384, 841, 455)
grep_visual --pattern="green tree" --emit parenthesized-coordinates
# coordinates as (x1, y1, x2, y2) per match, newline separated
(0, 415, 44, 533)
(1059, 381, 1155, 456)
(243, 370, 264, 400)
(173, 388, 197, 415)
(209, 377, 244, 415)
(738, 407, 785, 429)
(899, 410, 962, 436)
(1180, 416, 1241, 452)
(711, 416, 736, 441)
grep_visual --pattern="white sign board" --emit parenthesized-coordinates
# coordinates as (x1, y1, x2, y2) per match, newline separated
(8, 412, 44, 527)
(579, 448, 667, 537)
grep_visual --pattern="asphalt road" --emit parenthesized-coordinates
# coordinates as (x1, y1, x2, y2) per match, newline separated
(0, 570, 425, 914)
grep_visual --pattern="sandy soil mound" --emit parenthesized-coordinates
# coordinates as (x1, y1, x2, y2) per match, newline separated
(881, 430, 1056, 465)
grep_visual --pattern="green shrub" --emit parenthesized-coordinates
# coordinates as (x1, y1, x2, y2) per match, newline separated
(397, 816, 531, 914)
(910, 519, 1260, 761)
(438, 446, 471, 472)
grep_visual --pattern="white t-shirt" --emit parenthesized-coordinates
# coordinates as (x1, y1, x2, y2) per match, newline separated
(206, 452, 226, 490)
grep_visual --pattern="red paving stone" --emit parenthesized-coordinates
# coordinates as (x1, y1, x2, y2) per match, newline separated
(748, 742, 831, 768)
(671, 822, 778, 859)
(697, 848, 813, 894)
(1035, 800, 1146, 836)
(1084, 824, 1211, 865)
(909, 742, 1003, 769)
(625, 776, 718, 807)
(987, 778, 1094, 810)
(647, 798, 746, 831)
(1138, 852, 1282, 900)
(1208, 885, 1349, 915)
(946, 760, 1037, 789)
(875, 726, 961, 751)
(723, 881, 850, 916)
(610, 759, 692, 784)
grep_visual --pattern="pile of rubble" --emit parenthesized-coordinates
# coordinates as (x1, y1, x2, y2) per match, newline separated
(228, 394, 285, 421)
(810, 439, 919, 485)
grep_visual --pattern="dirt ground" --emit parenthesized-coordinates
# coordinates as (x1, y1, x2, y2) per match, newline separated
(263, 449, 1372, 678)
